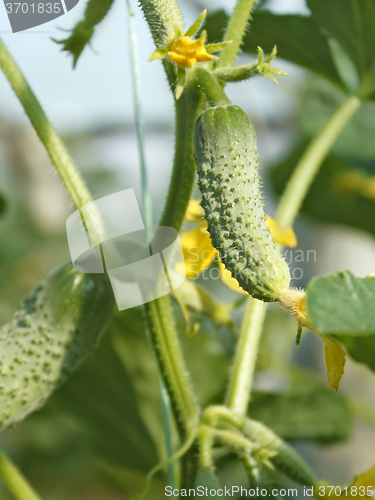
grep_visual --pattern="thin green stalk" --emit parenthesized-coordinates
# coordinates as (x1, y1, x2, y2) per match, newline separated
(125, 1, 177, 490)
(0, 452, 42, 500)
(125, 0, 152, 227)
(160, 381, 177, 493)
(0, 39, 104, 243)
(276, 94, 361, 228)
(217, 0, 257, 68)
(225, 299, 266, 414)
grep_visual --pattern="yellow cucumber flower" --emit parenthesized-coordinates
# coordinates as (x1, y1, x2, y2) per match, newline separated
(167, 31, 216, 68)
(148, 10, 231, 99)
(179, 200, 297, 294)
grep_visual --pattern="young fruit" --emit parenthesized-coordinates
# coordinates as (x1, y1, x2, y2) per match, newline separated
(0, 263, 114, 431)
(194, 104, 290, 301)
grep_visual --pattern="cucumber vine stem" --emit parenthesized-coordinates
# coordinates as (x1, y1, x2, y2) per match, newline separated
(217, 0, 258, 68)
(225, 299, 266, 415)
(0, 451, 42, 500)
(143, 83, 204, 436)
(144, 297, 200, 434)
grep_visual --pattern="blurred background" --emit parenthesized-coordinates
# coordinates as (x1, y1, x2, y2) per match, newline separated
(1, 0, 375, 498)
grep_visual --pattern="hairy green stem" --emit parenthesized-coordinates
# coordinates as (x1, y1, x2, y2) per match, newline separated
(143, 85, 203, 436)
(0, 39, 105, 244)
(276, 94, 362, 228)
(225, 299, 266, 414)
(212, 63, 263, 82)
(159, 82, 204, 231)
(217, 0, 257, 68)
(0, 452, 42, 500)
(193, 67, 231, 107)
(198, 426, 215, 471)
(202, 407, 316, 486)
(144, 297, 200, 434)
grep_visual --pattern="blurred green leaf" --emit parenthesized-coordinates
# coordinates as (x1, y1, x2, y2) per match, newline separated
(108, 309, 166, 455)
(0, 192, 6, 217)
(54, 0, 115, 67)
(50, 321, 159, 472)
(195, 469, 220, 488)
(205, 10, 343, 87)
(300, 77, 375, 159)
(337, 335, 375, 373)
(251, 385, 352, 442)
(50, 304, 231, 473)
(307, 0, 375, 98)
(177, 311, 231, 408)
(270, 138, 375, 237)
(307, 271, 375, 336)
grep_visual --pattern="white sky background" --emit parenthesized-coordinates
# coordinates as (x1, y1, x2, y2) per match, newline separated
(0, 0, 309, 130)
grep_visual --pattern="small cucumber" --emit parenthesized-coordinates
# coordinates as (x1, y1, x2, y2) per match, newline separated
(194, 104, 290, 301)
(0, 263, 114, 431)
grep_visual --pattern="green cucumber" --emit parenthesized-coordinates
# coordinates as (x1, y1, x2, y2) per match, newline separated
(0, 263, 114, 431)
(194, 104, 290, 301)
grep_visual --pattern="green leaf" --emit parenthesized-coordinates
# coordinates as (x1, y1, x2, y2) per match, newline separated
(0, 192, 6, 217)
(54, 0, 115, 67)
(148, 48, 168, 62)
(178, 313, 230, 408)
(251, 368, 353, 442)
(205, 41, 232, 54)
(50, 320, 159, 471)
(337, 335, 375, 373)
(195, 469, 220, 488)
(185, 9, 207, 37)
(307, 271, 375, 336)
(251, 384, 352, 443)
(307, 0, 375, 98)
(270, 138, 375, 237)
(205, 10, 344, 88)
(300, 77, 375, 159)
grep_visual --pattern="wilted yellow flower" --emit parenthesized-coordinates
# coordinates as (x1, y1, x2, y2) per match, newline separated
(177, 223, 217, 279)
(266, 217, 297, 247)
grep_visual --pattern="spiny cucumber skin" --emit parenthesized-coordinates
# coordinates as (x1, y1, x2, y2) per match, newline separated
(194, 105, 290, 302)
(0, 263, 114, 432)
